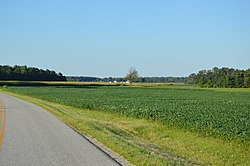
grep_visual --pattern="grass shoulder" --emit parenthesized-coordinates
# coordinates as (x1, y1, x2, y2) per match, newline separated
(2, 91, 249, 166)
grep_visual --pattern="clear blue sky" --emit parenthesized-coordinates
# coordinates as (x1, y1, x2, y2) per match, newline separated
(0, 0, 249, 77)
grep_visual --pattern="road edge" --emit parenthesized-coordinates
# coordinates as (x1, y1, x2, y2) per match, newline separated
(2, 92, 132, 166)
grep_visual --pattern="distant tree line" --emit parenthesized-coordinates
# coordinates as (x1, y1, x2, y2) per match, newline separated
(67, 76, 100, 82)
(66, 76, 122, 82)
(67, 76, 187, 83)
(139, 77, 187, 83)
(187, 67, 250, 88)
(103, 77, 187, 83)
(0, 65, 66, 81)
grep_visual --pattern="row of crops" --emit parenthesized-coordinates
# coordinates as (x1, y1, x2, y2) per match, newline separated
(8, 86, 250, 141)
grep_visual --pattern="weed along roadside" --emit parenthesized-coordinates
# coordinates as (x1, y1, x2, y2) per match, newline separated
(3, 86, 250, 166)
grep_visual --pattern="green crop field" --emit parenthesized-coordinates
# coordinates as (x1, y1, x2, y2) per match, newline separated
(8, 85, 250, 141)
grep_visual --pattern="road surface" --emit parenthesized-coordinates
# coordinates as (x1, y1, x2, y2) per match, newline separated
(0, 93, 120, 166)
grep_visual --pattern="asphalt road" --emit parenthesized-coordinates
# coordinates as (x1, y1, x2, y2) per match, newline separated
(0, 93, 120, 166)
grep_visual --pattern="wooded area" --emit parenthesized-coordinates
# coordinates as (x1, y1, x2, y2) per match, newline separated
(187, 67, 250, 88)
(0, 65, 66, 81)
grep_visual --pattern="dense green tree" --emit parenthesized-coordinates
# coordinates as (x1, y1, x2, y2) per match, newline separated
(0, 65, 66, 81)
(244, 69, 250, 88)
(188, 67, 250, 88)
(125, 67, 139, 84)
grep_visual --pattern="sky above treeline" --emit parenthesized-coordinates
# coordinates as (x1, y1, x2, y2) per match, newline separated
(0, 0, 249, 77)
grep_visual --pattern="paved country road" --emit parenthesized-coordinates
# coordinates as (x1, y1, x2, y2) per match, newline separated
(0, 93, 121, 166)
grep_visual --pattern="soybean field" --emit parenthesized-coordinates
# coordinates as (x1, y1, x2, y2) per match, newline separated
(8, 86, 250, 141)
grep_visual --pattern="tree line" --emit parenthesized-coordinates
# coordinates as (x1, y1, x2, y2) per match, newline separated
(67, 76, 100, 82)
(67, 76, 187, 83)
(0, 65, 66, 81)
(187, 67, 250, 88)
(3, 65, 249, 88)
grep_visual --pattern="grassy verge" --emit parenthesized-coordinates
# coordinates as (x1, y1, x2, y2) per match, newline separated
(3, 91, 249, 166)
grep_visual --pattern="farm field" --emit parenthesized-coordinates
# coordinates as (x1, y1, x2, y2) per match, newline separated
(3, 84, 250, 165)
(8, 85, 250, 141)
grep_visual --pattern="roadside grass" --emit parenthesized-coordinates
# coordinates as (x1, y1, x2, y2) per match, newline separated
(3, 91, 249, 166)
